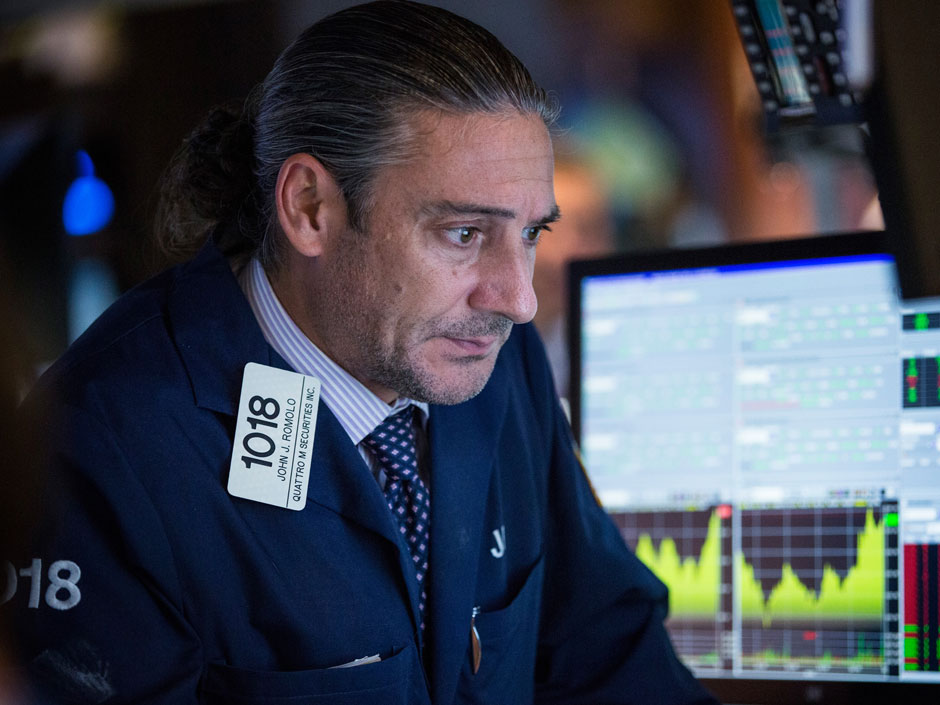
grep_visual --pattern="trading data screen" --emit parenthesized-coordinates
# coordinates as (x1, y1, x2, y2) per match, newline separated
(572, 234, 940, 690)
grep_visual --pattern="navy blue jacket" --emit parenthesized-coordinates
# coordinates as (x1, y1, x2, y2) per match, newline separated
(9, 241, 717, 704)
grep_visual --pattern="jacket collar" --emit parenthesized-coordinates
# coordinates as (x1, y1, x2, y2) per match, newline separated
(167, 239, 287, 416)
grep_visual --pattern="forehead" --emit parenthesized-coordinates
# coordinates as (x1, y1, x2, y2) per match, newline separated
(374, 110, 555, 215)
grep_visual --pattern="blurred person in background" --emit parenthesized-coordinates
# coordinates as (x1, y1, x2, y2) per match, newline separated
(532, 147, 616, 401)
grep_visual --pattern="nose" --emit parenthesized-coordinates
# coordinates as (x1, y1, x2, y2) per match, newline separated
(469, 238, 538, 324)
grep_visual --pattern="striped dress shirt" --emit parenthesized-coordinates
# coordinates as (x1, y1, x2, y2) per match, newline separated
(238, 258, 429, 483)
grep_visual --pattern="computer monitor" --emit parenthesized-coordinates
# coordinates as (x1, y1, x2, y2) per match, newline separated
(569, 231, 939, 704)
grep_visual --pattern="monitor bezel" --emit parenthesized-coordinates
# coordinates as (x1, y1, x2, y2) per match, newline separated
(567, 230, 939, 704)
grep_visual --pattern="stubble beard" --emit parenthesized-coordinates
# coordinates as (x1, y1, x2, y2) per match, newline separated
(328, 224, 514, 405)
(362, 313, 514, 405)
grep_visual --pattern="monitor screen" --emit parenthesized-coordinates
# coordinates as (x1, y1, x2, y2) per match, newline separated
(568, 232, 939, 703)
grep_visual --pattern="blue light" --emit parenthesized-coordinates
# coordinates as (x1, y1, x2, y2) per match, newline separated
(63, 150, 115, 236)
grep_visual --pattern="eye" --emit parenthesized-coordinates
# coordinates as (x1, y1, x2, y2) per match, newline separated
(523, 225, 550, 244)
(444, 226, 480, 246)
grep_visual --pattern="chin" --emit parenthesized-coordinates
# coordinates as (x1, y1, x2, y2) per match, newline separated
(424, 382, 488, 406)
(395, 349, 498, 405)
(430, 364, 496, 405)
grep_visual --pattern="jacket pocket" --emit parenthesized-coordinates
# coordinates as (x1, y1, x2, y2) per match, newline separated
(201, 643, 419, 704)
(456, 554, 545, 705)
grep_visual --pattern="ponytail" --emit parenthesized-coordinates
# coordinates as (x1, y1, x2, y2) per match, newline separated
(155, 93, 261, 264)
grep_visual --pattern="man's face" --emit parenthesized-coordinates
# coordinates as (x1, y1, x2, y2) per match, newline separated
(311, 111, 557, 405)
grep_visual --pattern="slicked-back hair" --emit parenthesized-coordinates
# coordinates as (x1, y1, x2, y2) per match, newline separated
(157, 0, 559, 269)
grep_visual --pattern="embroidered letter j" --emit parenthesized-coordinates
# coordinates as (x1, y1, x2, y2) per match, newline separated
(490, 526, 506, 558)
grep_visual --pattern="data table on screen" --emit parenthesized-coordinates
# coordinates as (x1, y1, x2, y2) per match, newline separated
(571, 235, 940, 697)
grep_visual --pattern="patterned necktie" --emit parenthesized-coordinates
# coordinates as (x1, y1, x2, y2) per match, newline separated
(364, 406, 430, 632)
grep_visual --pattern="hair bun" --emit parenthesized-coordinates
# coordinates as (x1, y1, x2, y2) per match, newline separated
(155, 100, 260, 263)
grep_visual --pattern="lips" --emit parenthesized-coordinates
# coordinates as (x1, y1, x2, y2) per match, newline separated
(433, 315, 513, 357)
(444, 336, 499, 356)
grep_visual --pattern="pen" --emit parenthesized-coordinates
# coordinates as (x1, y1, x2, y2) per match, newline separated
(470, 605, 481, 674)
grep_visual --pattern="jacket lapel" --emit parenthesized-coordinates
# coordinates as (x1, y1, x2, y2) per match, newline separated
(305, 403, 425, 632)
(303, 404, 411, 553)
(169, 240, 276, 417)
(425, 363, 509, 704)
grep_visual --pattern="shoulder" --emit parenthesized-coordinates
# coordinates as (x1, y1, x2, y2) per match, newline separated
(30, 266, 182, 410)
(17, 246, 252, 520)
(29, 240, 247, 414)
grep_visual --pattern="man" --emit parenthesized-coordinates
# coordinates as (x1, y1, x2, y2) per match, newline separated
(9, 2, 719, 703)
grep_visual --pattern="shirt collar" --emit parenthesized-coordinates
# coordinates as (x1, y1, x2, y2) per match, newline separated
(239, 258, 429, 444)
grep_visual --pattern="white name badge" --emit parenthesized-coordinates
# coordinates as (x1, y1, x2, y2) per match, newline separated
(227, 363, 321, 511)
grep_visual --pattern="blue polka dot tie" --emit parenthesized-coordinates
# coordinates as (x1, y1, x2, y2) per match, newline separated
(364, 407, 430, 633)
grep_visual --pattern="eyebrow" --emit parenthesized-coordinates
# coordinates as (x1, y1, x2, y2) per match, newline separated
(421, 200, 561, 226)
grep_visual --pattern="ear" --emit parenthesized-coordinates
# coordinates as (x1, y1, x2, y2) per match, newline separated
(275, 153, 346, 258)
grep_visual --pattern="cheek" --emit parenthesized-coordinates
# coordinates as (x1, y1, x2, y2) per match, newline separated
(390, 276, 452, 340)
(421, 267, 469, 313)
(381, 275, 410, 309)
(376, 245, 473, 331)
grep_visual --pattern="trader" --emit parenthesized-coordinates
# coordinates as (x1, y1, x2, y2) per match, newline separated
(10, 2, 718, 703)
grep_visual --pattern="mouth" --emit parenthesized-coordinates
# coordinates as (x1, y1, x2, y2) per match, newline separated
(433, 316, 514, 359)
(442, 335, 501, 357)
